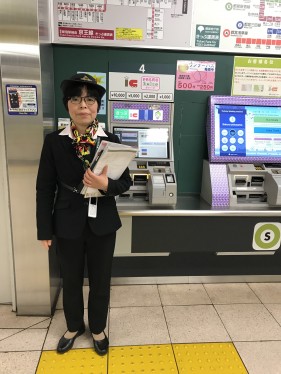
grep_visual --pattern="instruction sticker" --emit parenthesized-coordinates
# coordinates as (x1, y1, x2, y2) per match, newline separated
(6, 85, 38, 115)
(116, 28, 143, 41)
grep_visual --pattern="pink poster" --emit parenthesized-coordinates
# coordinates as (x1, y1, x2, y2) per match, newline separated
(176, 60, 216, 91)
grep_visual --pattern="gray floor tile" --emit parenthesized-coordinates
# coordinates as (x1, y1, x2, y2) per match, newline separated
(215, 304, 281, 341)
(0, 329, 47, 352)
(0, 329, 23, 341)
(29, 319, 51, 329)
(265, 304, 281, 325)
(204, 283, 260, 304)
(158, 284, 211, 306)
(109, 306, 170, 346)
(3, 281, 281, 374)
(0, 305, 48, 329)
(235, 341, 281, 374)
(0, 351, 41, 374)
(110, 285, 161, 307)
(163, 305, 230, 343)
(249, 283, 281, 303)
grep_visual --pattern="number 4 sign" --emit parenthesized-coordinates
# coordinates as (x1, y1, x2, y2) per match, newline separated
(252, 222, 281, 251)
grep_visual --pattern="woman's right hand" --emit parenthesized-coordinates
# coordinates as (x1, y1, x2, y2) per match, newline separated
(40, 240, 52, 250)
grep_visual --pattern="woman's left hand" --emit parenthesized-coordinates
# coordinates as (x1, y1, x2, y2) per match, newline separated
(83, 165, 109, 191)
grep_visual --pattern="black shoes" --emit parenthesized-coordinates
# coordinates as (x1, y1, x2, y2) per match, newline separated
(56, 325, 109, 355)
(57, 324, 85, 354)
(92, 332, 109, 356)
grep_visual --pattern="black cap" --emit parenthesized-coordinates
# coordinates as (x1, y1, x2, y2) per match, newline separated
(60, 73, 106, 98)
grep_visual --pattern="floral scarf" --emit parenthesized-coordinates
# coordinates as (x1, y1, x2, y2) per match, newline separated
(71, 119, 98, 169)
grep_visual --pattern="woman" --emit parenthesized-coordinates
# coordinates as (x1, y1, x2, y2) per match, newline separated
(36, 73, 132, 355)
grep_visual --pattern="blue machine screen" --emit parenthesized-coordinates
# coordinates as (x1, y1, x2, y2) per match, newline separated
(214, 104, 281, 158)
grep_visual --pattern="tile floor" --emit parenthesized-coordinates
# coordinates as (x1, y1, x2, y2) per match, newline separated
(1, 283, 281, 373)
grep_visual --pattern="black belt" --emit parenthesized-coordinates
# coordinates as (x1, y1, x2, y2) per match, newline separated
(59, 181, 79, 194)
(59, 181, 96, 204)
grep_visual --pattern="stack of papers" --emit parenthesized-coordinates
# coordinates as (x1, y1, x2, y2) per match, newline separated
(80, 140, 137, 198)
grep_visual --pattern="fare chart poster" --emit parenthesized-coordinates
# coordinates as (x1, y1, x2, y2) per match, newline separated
(52, 0, 193, 49)
(192, 0, 281, 55)
(52, 0, 281, 55)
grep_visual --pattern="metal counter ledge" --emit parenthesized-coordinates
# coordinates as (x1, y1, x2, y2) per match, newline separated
(117, 194, 281, 217)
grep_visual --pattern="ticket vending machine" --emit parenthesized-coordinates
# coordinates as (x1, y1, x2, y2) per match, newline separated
(201, 95, 281, 208)
(108, 101, 177, 206)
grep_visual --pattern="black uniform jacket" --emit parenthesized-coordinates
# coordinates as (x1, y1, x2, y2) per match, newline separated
(36, 128, 132, 240)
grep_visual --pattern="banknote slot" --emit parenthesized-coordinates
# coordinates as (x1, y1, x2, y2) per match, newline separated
(249, 193, 267, 202)
(119, 193, 130, 198)
(251, 176, 264, 186)
(133, 174, 148, 186)
(235, 178, 247, 185)
(133, 192, 147, 198)
(237, 194, 247, 200)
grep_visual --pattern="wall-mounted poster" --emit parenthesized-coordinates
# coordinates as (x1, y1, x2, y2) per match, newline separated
(52, 0, 281, 55)
(191, 0, 281, 55)
(176, 60, 216, 91)
(6, 85, 38, 115)
(232, 56, 281, 97)
(51, 0, 193, 49)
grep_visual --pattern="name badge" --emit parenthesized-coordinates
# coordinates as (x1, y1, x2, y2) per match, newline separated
(88, 197, 98, 218)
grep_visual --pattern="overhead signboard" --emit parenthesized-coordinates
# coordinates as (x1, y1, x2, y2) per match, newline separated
(52, 0, 281, 55)
(52, 0, 193, 49)
(191, 0, 281, 55)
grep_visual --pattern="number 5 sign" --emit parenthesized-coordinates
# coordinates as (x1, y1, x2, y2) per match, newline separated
(253, 223, 281, 251)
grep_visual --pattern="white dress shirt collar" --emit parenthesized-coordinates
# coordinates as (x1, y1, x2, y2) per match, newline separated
(59, 122, 108, 139)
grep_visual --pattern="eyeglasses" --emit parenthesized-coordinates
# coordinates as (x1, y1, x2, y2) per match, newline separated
(68, 96, 97, 105)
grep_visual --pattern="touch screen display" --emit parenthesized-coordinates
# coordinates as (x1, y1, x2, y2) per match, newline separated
(113, 127, 169, 159)
(214, 104, 281, 158)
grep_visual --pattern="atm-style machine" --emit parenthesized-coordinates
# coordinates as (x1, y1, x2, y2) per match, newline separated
(108, 101, 177, 206)
(201, 95, 281, 208)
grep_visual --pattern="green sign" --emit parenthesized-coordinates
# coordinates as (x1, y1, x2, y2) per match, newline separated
(253, 223, 281, 251)
(234, 57, 281, 69)
(195, 25, 221, 48)
(114, 109, 129, 120)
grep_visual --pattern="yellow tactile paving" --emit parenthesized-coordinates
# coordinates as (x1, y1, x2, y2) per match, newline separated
(36, 349, 107, 374)
(174, 343, 248, 374)
(36, 343, 248, 374)
(109, 345, 178, 373)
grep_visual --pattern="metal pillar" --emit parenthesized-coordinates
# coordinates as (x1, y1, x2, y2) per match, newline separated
(0, 0, 60, 315)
